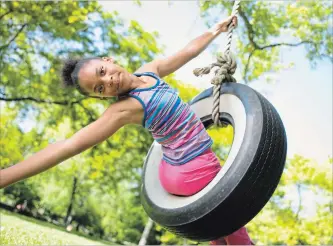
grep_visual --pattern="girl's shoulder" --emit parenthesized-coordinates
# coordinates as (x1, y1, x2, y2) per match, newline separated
(107, 96, 145, 125)
(134, 62, 160, 76)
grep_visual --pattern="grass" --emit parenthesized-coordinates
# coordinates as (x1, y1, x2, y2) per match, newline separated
(0, 209, 111, 245)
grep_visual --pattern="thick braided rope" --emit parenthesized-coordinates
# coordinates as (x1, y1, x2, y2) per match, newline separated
(193, 1, 240, 126)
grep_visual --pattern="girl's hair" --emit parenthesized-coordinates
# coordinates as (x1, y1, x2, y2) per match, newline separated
(61, 57, 102, 98)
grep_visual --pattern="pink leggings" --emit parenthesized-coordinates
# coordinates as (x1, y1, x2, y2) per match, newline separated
(159, 148, 253, 245)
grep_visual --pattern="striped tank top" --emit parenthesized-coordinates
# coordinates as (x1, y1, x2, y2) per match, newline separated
(128, 72, 213, 165)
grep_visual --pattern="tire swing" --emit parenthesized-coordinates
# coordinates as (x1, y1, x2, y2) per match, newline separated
(140, 1, 287, 241)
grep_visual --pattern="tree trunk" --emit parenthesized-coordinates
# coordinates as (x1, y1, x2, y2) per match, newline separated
(139, 218, 154, 246)
(65, 176, 77, 225)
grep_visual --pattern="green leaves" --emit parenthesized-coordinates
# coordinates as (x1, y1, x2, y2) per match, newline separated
(199, 1, 332, 82)
(246, 155, 333, 245)
(0, 1, 161, 243)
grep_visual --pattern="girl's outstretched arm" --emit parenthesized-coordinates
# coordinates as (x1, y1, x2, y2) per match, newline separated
(0, 99, 138, 189)
(137, 15, 238, 77)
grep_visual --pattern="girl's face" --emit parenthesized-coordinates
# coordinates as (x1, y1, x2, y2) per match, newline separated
(78, 57, 133, 98)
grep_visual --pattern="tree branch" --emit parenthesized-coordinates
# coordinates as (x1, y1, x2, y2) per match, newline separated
(295, 183, 302, 221)
(0, 23, 27, 51)
(321, 54, 333, 63)
(0, 9, 12, 21)
(0, 96, 85, 105)
(243, 49, 255, 84)
(242, 41, 316, 82)
(238, 8, 260, 49)
(239, 8, 316, 51)
(77, 103, 97, 122)
(139, 218, 154, 246)
(259, 40, 315, 50)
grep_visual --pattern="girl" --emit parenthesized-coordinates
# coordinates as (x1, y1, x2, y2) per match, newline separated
(0, 15, 253, 245)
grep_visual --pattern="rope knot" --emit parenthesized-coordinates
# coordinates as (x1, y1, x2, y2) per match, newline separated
(193, 53, 237, 85)
(211, 53, 237, 85)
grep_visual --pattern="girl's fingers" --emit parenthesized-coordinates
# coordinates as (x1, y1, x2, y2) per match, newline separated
(233, 16, 238, 27)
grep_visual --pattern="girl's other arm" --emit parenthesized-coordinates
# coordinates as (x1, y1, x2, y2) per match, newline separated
(137, 15, 237, 78)
(0, 100, 136, 189)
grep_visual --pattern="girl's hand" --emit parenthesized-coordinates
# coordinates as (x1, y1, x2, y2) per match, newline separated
(215, 15, 238, 33)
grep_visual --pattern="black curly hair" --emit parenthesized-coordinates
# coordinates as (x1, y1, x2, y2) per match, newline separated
(61, 57, 102, 97)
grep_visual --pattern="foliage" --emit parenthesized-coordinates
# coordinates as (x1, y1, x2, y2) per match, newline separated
(0, 0, 161, 243)
(199, 1, 332, 83)
(246, 155, 332, 245)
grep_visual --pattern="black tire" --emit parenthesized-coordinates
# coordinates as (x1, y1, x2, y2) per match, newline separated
(141, 83, 287, 241)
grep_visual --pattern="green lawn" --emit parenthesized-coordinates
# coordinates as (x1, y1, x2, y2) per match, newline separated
(0, 209, 111, 245)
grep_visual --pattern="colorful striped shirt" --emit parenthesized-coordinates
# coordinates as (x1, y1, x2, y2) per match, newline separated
(128, 72, 213, 165)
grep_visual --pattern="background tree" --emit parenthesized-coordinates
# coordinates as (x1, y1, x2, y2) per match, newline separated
(0, 0, 161, 242)
(199, 0, 332, 83)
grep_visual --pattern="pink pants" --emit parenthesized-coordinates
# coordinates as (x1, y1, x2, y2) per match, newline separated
(159, 148, 253, 245)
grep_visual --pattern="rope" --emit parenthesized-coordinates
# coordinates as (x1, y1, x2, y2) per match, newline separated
(193, 0, 241, 126)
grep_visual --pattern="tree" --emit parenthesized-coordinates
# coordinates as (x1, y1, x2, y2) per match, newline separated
(198, 1, 332, 83)
(247, 155, 332, 245)
(0, 0, 162, 242)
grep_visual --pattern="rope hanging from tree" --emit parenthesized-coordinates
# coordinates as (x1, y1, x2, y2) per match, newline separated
(193, 1, 241, 126)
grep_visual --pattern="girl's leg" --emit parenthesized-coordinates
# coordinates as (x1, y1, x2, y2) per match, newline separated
(159, 148, 253, 245)
(212, 227, 254, 245)
(224, 227, 254, 245)
(159, 149, 221, 196)
(209, 237, 228, 245)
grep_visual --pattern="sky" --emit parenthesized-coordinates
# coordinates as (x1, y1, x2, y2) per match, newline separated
(98, 1, 332, 218)
(99, 1, 332, 165)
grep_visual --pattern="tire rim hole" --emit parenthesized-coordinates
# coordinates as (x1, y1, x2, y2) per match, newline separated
(205, 114, 235, 167)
